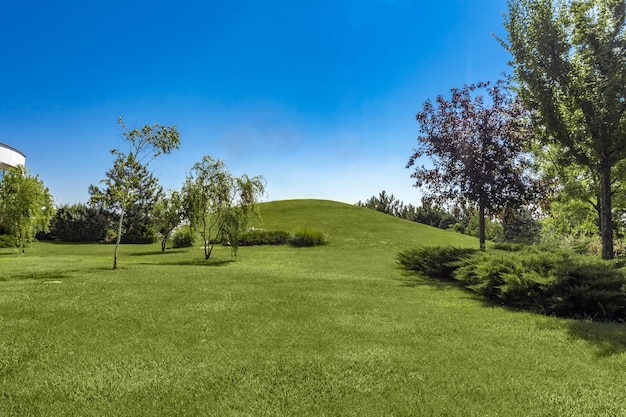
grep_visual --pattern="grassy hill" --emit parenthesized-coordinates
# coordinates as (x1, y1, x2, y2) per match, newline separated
(0, 200, 625, 416)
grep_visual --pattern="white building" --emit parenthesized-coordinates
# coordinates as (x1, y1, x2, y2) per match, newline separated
(0, 142, 26, 175)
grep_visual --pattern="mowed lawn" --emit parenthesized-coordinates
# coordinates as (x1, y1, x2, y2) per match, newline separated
(1, 200, 625, 416)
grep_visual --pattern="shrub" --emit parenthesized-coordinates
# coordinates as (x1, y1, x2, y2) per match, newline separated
(51, 204, 110, 242)
(289, 227, 326, 247)
(454, 247, 626, 320)
(239, 229, 290, 246)
(172, 226, 195, 248)
(547, 262, 626, 320)
(454, 249, 561, 310)
(0, 234, 15, 248)
(397, 246, 477, 279)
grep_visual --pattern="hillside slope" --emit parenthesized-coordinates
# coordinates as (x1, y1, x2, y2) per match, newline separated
(256, 199, 478, 251)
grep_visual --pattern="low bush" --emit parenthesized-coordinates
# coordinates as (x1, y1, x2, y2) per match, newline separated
(547, 262, 626, 320)
(399, 244, 626, 321)
(239, 229, 290, 246)
(172, 226, 195, 248)
(397, 246, 476, 279)
(289, 227, 326, 247)
(0, 234, 15, 248)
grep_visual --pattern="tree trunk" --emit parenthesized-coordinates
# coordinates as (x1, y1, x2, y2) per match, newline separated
(479, 202, 486, 251)
(113, 211, 124, 269)
(600, 156, 614, 260)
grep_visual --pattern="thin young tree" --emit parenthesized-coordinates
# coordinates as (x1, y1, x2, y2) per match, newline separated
(89, 117, 180, 269)
(501, 0, 626, 259)
(182, 156, 264, 260)
(407, 81, 541, 250)
(0, 165, 54, 253)
(153, 189, 185, 252)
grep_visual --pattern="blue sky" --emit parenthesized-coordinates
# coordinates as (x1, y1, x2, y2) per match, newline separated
(0, 0, 511, 206)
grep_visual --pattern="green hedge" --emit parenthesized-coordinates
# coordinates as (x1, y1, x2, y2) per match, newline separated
(239, 230, 290, 246)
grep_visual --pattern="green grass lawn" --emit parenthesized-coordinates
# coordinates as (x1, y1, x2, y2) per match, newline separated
(1, 199, 625, 416)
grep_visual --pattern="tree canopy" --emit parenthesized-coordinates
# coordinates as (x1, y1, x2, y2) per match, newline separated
(0, 165, 54, 253)
(502, 0, 626, 258)
(407, 81, 542, 249)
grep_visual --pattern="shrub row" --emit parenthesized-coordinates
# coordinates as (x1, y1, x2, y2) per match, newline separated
(170, 227, 327, 249)
(239, 229, 290, 246)
(398, 245, 626, 321)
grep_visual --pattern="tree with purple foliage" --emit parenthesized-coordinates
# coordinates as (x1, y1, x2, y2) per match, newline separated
(407, 81, 543, 250)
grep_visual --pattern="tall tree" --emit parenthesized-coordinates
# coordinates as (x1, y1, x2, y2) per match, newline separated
(407, 81, 541, 250)
(182, 156, 264, 259)
(502, 0, 626, 259)
(89, 118, 180, 269)
(0, 165, 54, 253)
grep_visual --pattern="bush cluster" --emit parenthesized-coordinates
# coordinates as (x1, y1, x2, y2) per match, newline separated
(397, 246, 476, 279)
(289, 227, 327, 247)
(49, 204, 110, 242)
(239, 229, 290, 246)
(172, 226, 195, 248)
(0, 234, 14, 248)
(398, 245, 626, 321)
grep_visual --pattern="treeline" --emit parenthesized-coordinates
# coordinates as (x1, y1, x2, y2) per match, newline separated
(357, 191, 541, 245)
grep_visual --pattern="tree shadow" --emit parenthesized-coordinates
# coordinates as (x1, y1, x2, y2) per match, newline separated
(139, 258, 235, 267)
(127, 250, 187, 257)
(4, 271, 73, 281)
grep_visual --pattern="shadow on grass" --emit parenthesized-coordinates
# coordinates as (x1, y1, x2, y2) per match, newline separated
(127, 250, 188, 257)
(397, 268, 626, 355)
(3, 271, 73, 281)
(395, 269, 466, 292)
(139, 259, 235, 267)
(566, 320, 626, 357)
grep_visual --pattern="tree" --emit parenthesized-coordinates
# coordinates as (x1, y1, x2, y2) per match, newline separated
(89, 118, 180, 269)
(502, 0, 626, 259)
(182, 156, 265, 259)
(407, 81, 541, 250)
(356, 191, 405, 216)
(153, 190, 185, 252)
(51, 203, 110, 242)
(0, 165, 54, 253)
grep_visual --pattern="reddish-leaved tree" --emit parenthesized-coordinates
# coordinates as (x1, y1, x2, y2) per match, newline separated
(407, 81, 542, 249)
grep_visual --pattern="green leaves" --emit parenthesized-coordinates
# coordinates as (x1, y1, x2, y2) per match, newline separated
(182, 156, 265, 259)
(0, 165, 54, 252)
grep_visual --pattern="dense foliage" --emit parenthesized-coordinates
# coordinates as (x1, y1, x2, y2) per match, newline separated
(502, 0, 626, 258)
(397, 246, 476, 279)
(0, 165, 54, 252)
(408, 81, 543, 250)
(51, 203, 109, 242)
(239, 229, 290, 246)
(399, 245, 626, 321)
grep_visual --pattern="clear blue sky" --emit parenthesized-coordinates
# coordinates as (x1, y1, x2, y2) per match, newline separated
(0, 0, 511, 206)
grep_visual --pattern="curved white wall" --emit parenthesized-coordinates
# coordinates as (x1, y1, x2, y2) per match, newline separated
(0, 143, 26, 171)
